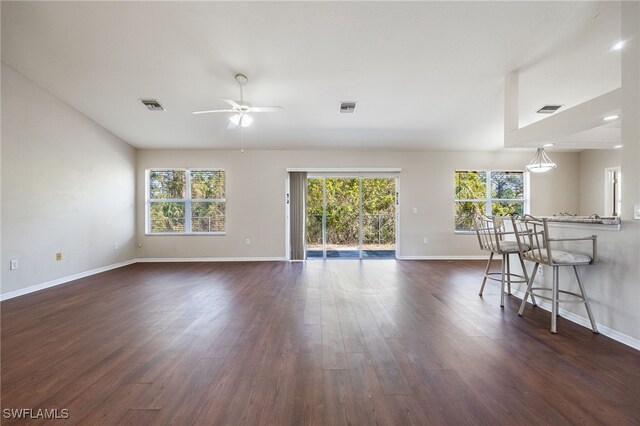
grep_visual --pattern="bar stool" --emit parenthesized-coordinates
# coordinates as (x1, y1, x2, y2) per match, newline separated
(474, 214, 534, 308)
(512, 215, 599, 334)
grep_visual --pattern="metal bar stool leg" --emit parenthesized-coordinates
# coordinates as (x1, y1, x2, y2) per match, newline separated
(479, 252, 494, 296)
(555, 267, 561, 317)
(506, 254, 512, 295)
(500, 253, 507, 308)
(519, 263, 538, 316)
(574, 266, 599, 333)
(551, 266, 558, 333)
(518, 255, 536, 306)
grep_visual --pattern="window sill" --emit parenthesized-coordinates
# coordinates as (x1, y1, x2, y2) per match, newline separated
(145, 232, 226, 236)
(454, 230, 476, 235)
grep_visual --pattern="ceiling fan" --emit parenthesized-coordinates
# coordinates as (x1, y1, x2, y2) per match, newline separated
(192, 73, 283, 128)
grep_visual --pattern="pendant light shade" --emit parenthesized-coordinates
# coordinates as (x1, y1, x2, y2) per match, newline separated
(526, 148, 557, 173)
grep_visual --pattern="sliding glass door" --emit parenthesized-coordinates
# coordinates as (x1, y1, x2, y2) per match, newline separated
(325, 178, 360, 258)
(306, 178, 324, 258)
(361, 178, 396, 257)
(306, 175, 396, 259)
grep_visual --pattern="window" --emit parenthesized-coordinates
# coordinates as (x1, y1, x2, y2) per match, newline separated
(146, 169, 225, 234)
(454, 170, 527, 231)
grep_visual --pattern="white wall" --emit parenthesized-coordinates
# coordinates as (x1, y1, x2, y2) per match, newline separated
(135, 149, 579, 259)
(1, 63, 137, 295)
(578, 149, 621, 216)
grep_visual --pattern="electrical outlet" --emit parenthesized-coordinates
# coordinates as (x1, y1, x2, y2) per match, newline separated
(114, 242, 119, 250)
(10, 260, 19, 270)
(245, 238, 251, 245)
(423, 237, 428, 244)
(56, 252, 62, 261)
(537, 266, 544, 278)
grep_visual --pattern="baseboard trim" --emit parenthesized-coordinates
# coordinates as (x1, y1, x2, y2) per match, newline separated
(511, 288, 640, 351)
(0, 259, 137, 301)
(136, 257, 287, 263)
(396, 255, 490, 260)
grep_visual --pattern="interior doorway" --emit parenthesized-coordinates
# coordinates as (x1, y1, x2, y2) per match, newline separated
(306, 175, 397, 259)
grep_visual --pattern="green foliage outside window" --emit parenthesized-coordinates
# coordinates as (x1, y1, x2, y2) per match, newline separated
(306, 178, 396, 248)
(454, 170, 525, 231)
(148, 169, 225, 234)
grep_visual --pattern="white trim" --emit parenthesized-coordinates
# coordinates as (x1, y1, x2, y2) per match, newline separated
(0, 259, 137, 301)
(395, 176, 400, 259)
(285, 175, 291, 260)
(511, 288, 640, 351)
(286, 167, 401, 173)
(136, 257, 286, 263)
(396, 255, 491, 260)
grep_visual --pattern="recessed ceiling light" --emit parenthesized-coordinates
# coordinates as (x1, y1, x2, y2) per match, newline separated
(543, 143, 555, 147)
(614, 144, 623, 149)
(603, 115, 620, 121)
(611, 40, 625, 51)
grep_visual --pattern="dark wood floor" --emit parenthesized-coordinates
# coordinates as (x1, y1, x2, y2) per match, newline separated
(2, 260, 639, 425)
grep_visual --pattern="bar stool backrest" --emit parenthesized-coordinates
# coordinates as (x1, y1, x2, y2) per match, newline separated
(512, 215, 551, 265)
(474, 214, 505, 253)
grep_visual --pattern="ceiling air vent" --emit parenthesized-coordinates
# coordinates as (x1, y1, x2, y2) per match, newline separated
(537, 104, 562, 114)
(339, 102, 358, 114)
(140, 99, 165, 111)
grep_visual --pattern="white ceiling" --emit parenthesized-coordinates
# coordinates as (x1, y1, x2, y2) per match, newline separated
(1, 1, 621, 151)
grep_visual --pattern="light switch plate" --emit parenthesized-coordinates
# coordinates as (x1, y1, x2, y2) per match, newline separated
(635, 204, 640, 220)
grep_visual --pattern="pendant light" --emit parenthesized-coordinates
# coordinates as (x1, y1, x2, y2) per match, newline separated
(526, 148, 557, 173)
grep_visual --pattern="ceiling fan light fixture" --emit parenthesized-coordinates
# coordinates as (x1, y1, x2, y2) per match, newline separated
(192, 73, 282, 126)
(241, 114, 253, 127)
(526, 148, 557, 173)
(230, 113, 253, 127)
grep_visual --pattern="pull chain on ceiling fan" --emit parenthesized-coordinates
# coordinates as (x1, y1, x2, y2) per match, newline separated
(192, 74, 283, 129)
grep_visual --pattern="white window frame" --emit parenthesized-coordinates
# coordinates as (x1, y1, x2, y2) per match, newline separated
(145, 168, 226, 235)
(454, 169, 529, 234)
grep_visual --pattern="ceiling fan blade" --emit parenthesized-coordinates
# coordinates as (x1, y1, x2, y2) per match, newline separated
(192, 109, 235, 115)
(219, 98, 241, 108)
(250, 106, 284, 113)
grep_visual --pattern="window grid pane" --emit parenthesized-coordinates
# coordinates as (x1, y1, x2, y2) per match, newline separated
(149, 170, 186, 200)
(190, 170, 226, 200)
(454, 171, 487, 200)
(491, 171, 524, 199)
(455, 202, 486, 231)
(150, 202, 186, 233)
(191, 202, 225, 232)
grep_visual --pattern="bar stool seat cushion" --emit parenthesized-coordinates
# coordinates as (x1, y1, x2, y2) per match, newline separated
(498, 241, 528, 253)
(529, 249, 592, 265)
